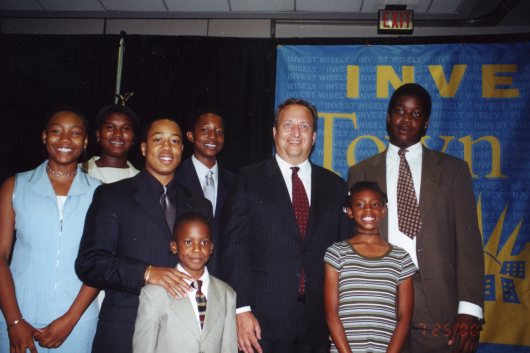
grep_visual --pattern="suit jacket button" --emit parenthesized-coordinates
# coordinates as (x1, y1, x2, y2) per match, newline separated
(295, 272, 301, 278)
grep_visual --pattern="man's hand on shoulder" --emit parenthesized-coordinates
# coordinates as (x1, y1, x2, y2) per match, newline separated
(448, 314, 481, 353)
(237, 312, 262, 353)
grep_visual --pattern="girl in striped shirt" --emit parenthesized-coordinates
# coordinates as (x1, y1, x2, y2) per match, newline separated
(324, 181, 416, 353)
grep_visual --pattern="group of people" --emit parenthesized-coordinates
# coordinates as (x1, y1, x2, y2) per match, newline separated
(0, 82, 484, 353)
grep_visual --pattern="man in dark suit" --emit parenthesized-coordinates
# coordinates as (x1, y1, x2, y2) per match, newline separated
(75, 118, 212, 353)
(175, 108, 234, 276)
(348, 83, 484, 353)
(221, 98, 350, 353)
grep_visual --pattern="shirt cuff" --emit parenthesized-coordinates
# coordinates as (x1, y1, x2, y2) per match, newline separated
(458, 301, 483, 319)
(236, 306, 251, 314)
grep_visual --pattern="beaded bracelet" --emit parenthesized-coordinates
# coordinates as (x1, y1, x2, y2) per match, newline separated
(6, 318, 24, 331)
(144, 265, 152, 285)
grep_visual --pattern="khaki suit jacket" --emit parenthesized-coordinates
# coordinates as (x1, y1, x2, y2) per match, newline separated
(133, 276, 237, 353)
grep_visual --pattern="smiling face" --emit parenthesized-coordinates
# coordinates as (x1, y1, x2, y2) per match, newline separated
(170, 220, 213, 279)
(96, 112, 135, 159)
(141, 119, 183, 185)
(273, 104, 316, 165)
(386, 95, 429, 149)
(43, 111, 87, 167)
(187, 113, 224, 168)
(346, 188, 387, 235)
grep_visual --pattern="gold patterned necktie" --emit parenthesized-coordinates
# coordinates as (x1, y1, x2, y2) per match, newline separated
(193, 280, 207, 329)
(397, 149, 422, 238)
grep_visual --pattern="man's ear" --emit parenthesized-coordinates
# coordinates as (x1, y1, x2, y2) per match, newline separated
(169, 241, 178, 254)
(186, 131, 194, 143)
(140, 142, 146, 157)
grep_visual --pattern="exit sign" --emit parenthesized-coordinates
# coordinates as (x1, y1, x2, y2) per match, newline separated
(378, 9, 414, 34)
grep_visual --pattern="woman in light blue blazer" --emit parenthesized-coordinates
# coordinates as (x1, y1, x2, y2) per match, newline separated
(0, 107, 101, 353)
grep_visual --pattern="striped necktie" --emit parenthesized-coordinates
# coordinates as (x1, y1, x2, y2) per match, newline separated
(194, 280, 207, 329)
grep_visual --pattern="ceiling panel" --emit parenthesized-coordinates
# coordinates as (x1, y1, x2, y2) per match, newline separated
(0, 0, 526, 27)
(229, 0, 294, 12)
(164, 0, 230, 12)
(297, 0, 362, 12)
(101, 0, 167, 11)
(42, 0, 105, 11)
(0, 0, 43, 11)
(361, 0, 431, 13)
(428, 0, 460, 13)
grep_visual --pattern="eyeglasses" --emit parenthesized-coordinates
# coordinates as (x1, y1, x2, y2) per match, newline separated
(279, 120, 312, 132)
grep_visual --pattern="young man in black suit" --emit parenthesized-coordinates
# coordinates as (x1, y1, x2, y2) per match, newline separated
(221, 98, 350, 353)
(175, 109, 234, 276)
(75, 118, 212, 353)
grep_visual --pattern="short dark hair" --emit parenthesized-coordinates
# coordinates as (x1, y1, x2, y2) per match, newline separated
(94, 104, 140, 133)
(274, 98, 318, 131)
(173, 212, 212, 241)
(44, 105, 89, 132)
(186, 107, 225, 133)
(345, 181, 388, 207)
(140, 117, 181, 143)
(387, 83, 432, 120)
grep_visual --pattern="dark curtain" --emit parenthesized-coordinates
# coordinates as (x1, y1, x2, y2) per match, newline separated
(0, 34, 277, 182)
(120, 36, 277, 171)
(0, 34, 119, 181)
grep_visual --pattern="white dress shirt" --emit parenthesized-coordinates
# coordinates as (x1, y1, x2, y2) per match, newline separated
(386, 141, 482, 319)
(275, 154, 312, 205)
(178, 263, 210, 331)
(191, 155, 219, 214)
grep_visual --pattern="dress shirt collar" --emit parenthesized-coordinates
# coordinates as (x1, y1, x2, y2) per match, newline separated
(388, 141, 423, 162)
(177, 263, 210, 293)
(191, 154, 219, 185)
(275, 153, 311, 177)
(145, 171, 177, 200)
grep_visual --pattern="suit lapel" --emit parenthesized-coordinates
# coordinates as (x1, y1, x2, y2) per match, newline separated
(306, 165, 326, 239)
(419, 147, 441, 225)
(367, 152, 389, 241)
(168, 295, 202, 339)
(216, 169, 229, 216)
(264, 159, 300, 236)
(201, 278, 223, 340)
(132, 173, 171, 236)
(180, 159, 204, 195)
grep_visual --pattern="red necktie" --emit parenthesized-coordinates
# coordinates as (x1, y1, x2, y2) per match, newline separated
(291, 167, 309, 296)
(397, 149, 422, 238)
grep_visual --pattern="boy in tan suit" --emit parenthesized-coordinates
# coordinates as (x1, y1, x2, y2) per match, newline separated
(133, 212, 237, 353)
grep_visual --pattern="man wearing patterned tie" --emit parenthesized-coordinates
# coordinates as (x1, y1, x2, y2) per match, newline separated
(176, 108, 235, 277)
(221, 98, 350, 353)
(347, 83, 484, 353)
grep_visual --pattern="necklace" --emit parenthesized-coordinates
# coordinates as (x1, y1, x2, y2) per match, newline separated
(46, 163, 77, 177)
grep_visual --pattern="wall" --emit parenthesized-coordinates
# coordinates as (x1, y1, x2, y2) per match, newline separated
(1, 17, 530, 37)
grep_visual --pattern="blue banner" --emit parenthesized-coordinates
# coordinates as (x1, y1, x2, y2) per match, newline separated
(276, 43, 530, 352)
